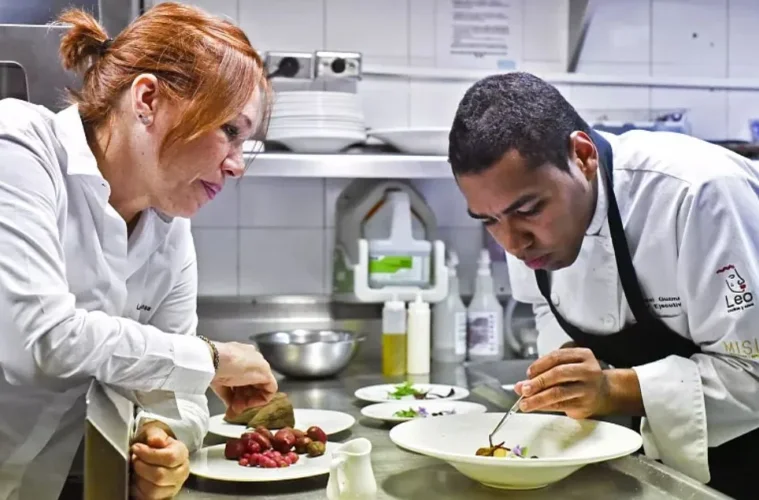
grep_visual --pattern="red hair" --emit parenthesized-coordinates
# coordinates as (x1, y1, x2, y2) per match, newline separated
(56, 2, 271, 156)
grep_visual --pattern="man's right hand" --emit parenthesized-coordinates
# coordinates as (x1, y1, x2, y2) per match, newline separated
(209, 342, 278, 414)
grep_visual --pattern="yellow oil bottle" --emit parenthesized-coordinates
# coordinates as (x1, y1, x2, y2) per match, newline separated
(382, 296, 407, 376)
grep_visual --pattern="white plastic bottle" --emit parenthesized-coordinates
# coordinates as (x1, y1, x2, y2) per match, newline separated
(406, 292, 431, 374)
(467, 249, 504, 362)
(382, 295, 407, 377)
(432, 251, 468, 363)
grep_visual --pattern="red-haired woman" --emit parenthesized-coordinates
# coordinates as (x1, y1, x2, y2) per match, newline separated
(0, 3, 276, 499)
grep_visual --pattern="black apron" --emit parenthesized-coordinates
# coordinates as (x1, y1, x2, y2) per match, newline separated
(534, 131, 759, 500)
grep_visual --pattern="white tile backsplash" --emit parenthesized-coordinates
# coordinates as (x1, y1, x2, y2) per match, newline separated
(580, 0, 651, 64)
(174, 0, 759, 297)
(239, 0, 325, 53)
(325, 0, 409, 60)
(239, 229, 325, 295)
(239, 178, 324, 228)
(192, 228, 239, 296)
(651, 0, 727, 73)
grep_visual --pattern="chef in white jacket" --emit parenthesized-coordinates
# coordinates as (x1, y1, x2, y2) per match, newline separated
(0, 4, 277, 500)
(450, 72, 759, 500)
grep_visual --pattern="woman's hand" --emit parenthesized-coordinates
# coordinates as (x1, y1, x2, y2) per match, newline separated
(211, 341, 278, 414)
(514, 348, 645, 419)
(130, 422, 189, 500)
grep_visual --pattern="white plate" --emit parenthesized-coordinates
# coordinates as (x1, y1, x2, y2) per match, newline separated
(267, 129, 366, 153)
(361, 400, 487, 423)
(208, 409, 356, 439)
(368, 127, 449, 155)
(353, 383, 470, 403)
(389, 413, 643, 490)
(189, 442, 337, 482)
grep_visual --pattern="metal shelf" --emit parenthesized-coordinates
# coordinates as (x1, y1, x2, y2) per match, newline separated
(243, 152, 453, 178)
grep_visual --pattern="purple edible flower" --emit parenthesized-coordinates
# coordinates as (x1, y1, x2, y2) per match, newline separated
(417, 407, 429, 417)
(512, 445, 523, 457)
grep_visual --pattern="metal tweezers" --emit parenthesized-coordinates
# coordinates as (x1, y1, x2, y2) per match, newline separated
(489, 394, 524, 448)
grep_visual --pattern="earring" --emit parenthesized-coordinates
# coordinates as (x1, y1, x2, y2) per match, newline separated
(138, 114, 150, 125)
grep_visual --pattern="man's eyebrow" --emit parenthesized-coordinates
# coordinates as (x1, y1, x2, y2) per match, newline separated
(467, 194, 540, 219)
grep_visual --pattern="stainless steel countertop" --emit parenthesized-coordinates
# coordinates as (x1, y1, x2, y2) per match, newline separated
(177, 357, 730, 500)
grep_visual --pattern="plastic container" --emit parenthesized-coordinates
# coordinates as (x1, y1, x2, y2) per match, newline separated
(406, 293, 431, 375)
(432, 251, 467, 363)
(382, 296, 407, 377)
(467, 249, 505, 362)
(368, 190, 432, 288)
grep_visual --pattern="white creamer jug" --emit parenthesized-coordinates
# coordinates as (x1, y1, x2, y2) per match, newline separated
(326, 438, 377, 500)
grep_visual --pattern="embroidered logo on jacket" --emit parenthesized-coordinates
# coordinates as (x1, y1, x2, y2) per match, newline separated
(136, 303, 152, 312)
(717, 264, 754, 313)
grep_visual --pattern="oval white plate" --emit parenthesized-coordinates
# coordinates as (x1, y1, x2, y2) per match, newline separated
(389, 413, 642, 490)
(208, 409, 356, 439)
(361, 400, 487, 423)
(353, 383, 469, 403)
(190, 441, 337, 482)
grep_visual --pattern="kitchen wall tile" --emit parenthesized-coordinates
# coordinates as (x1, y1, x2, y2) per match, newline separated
(239, 229, 325, 295)
(727, 90, 759, 141)
(651, 0, 727, 74)
(437, 226, 485, 297)
(575, 62, 651, 76)
(409, 80, 473, 128)
(325, 0, 409, 61)
(412, 179, 479, 229)
(650, 88, 728, 140)
(522, 0, 567, 63)
(324, 178, 352, 228)
(651, 63, 726, 78)
(239, 0, 325, 53)
(359, 77, 411, 130)
(193, 228, 239, 296)
(239, 178, 324, 228)
(161, 0, 238, 22)
(571, 82, 651, 123)
(323, 227, 336, 292)
(409, 0, 435, 60)
(579, 0, 650, 64)
(518, 61, 567, 75)
(191, 180, 239, 228)
(728, 0, 759, 77)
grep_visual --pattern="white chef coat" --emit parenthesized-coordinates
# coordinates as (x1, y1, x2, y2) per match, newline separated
(0, 99, 217, 500)
(507, 129, 759, 484)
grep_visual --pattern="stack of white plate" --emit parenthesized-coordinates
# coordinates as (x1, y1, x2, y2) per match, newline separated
(267, 91, 366, 153)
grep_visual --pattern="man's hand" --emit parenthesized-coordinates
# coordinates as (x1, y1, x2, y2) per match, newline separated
(130, 422, 189, 500)
(514, 347, 644, 419)
(211, 342, 278, 414)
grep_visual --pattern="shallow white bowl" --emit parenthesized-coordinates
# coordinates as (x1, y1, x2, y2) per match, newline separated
(361, 400, 487, 423)
(368, 127, 449, 155)
(389, 412, 642, 490)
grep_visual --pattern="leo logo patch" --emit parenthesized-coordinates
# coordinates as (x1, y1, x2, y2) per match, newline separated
(717, 264, 754, 313)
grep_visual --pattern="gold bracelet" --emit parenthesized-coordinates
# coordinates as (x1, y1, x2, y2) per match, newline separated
(198, 335, 219, 371)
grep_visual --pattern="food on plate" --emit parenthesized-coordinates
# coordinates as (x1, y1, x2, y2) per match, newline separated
(387, 381, 456, 400)
(223, 392, 296, 429)
(475, 442, 537, 459)
(306, 441, 326, 457)
(223, 423, 327, 468)
(306, 425, 327, 444)
(392, 406, 456, 418)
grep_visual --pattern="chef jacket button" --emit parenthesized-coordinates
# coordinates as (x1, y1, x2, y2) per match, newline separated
(551, 292, 560, 306)
(602, 315, 615, 328)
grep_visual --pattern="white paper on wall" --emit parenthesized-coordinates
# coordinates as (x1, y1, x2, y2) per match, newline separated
(435, 0, 523, 70)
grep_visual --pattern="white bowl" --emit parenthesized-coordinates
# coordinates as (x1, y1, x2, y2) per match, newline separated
(266, 129, 366, 153)
(361, 400, 487, 423)
(368, 127, 449, 155)
(389, 412, 642, 490)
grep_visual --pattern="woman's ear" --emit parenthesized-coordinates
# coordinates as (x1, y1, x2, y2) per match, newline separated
(130, 73, 159, 126)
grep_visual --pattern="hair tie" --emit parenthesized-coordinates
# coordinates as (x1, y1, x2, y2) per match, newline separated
(99, 38, 113, 56)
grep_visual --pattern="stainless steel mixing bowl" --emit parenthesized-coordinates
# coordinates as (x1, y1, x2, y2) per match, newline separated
(251, 329, 365, 379)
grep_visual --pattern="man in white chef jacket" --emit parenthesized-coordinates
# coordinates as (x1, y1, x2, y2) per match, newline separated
(449, 72, 759, 500)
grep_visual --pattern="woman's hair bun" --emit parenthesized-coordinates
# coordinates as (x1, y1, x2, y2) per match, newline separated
(57, 8, 110, 74)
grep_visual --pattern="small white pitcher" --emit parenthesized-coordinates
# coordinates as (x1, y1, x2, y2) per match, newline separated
(326, 438, 378, 500)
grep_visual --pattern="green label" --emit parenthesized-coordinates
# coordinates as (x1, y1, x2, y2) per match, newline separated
(369, 256, 413, 274)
